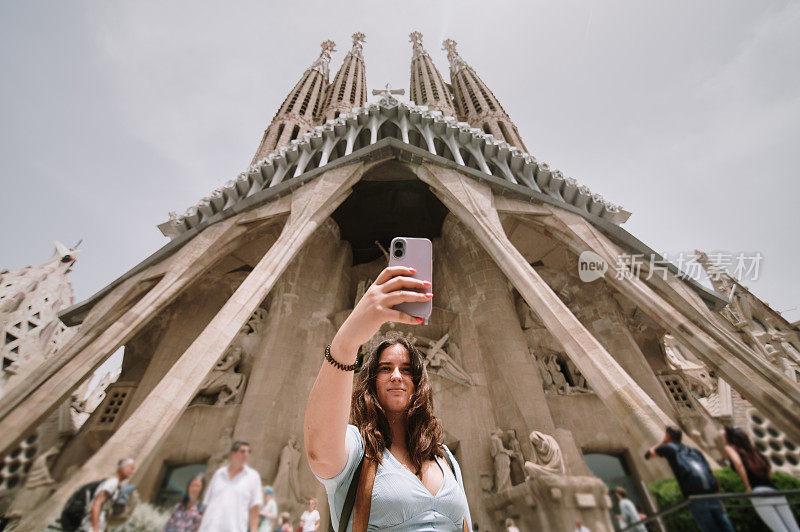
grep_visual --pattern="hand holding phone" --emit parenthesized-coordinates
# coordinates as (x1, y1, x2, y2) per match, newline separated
(387, 237, 433, 323)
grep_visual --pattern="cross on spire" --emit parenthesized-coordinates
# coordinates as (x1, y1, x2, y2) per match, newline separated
(372, 83, 405, 104)
(310, 40, 336, 76)
(442, 38, 469, 74)
(351, 32, 366, 51)
(409, 31, 426, 60)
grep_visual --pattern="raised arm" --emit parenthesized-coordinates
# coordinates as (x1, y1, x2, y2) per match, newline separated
(644, 434, 669, 460)
(304, 266, 430, 478)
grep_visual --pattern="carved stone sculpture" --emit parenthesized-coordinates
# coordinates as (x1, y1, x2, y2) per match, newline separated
(422, 333, 474, 386)
(505, 429, 526, 486)
(565, 359, 590, 393)
(197, 346, 246, 405)
(535, 351, 570, 395)
(242, 307, 268, 336)
(273, 436, 301, 503)
(524, 431, 565, 478)
(490, 429, 513, 493)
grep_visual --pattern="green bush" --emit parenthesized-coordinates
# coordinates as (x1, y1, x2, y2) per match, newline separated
(109, 503, 171, 532)
(648, 468, 800, 532)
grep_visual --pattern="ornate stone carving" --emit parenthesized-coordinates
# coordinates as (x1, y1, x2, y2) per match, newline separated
(535, 351, 569, 395)
(272, 436, 301, 503)
(524, 431, 565, 478)
(662, 334, 716, 398)
(532, 349, 591, 395)
(565, 359, 590, 392)
(242, 307, 268, 336)
(196, 345, 245, 405)
(505, 429, 526, 486)
(362, 331, 474, 387)
(418, 333, 474, 386)
(490, 429, 513, 493)
(193, 307, 267, 406)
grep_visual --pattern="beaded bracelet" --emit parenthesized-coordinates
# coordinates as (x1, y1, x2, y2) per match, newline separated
(324, 344, 360, 372)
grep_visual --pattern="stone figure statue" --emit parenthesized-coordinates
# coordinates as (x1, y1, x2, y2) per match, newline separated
(490, 429, 513, 493)
(423, 334, 474, 386)
(533, 349, 555, 392)
(524, 431, 565, 478)
(197, 345, 246, 405)
(242, 307, 268, 336)
(273, 436, 301, 502)
(565, 359, 590, 392)
(536, 351, 569, 394)
(545, 354, 569, 394)
(505, 429, 526, 486)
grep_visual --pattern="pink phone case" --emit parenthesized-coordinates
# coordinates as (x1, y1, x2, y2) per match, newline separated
(388, 237, 432, 322)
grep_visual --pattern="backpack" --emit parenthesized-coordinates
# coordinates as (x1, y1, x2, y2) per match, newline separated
(111, 484, 137, 516)
(673, 445, 718, 495)
(60, 480, 103, 531)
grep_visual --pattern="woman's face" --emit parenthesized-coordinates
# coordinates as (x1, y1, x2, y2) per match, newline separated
(188, 477, 203, 500)
(375, 344, 416, 414)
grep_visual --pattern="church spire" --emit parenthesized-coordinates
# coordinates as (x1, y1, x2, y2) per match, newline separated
(320, 32, 367, 122)
(251, 40, 336, 164)
(442, 38, 528, 151)
(408, 32, 455, 116)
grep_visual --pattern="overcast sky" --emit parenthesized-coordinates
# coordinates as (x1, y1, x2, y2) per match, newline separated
(1, 1, 798, 323)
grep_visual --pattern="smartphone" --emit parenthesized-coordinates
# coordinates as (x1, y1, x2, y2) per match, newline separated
(388, 237, 432, 323)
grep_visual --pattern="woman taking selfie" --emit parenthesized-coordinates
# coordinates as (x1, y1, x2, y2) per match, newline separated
(304, 265, 472, 531)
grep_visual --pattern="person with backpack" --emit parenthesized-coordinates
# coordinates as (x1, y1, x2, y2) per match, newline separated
(304, 265, 472, 531)
(70, 458, 135, 532)
(723, 426, 800, 532)
(645, 426, 734, 532)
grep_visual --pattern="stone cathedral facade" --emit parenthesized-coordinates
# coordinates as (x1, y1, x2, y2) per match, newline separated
(2, 33, 800, 531)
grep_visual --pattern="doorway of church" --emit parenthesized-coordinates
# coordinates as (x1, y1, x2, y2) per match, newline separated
(156, 462, 207, 509)
(584, 453, 645, 531)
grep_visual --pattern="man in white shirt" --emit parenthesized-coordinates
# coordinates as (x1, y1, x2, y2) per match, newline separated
(573, 518, 591, 532)
(199, 440, 263, 532)
(81, 458, 136, 532)
(299, 498, 320, 532)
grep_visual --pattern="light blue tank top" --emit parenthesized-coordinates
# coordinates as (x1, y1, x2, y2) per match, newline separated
(315, 425, 472, 531)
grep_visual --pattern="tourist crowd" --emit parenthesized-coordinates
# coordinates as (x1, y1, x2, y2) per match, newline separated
(68, 440, 321, 532)
(67, 424, 799, 532)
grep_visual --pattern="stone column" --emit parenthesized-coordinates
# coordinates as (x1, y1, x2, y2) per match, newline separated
(539, 205, 800, 444)
(441, 216, 556, 435)
(0, 197, 289, 456)
(234, 218, 351, 507)
(16, 162, 365, 531)
(564, 276, 676, 417)
(439, 218, 572, 527)
(416, 164, 676, 477)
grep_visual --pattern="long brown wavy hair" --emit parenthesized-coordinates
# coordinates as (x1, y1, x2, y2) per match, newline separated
(725, 426, 771, 480)
(351, 337, 443, 476)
